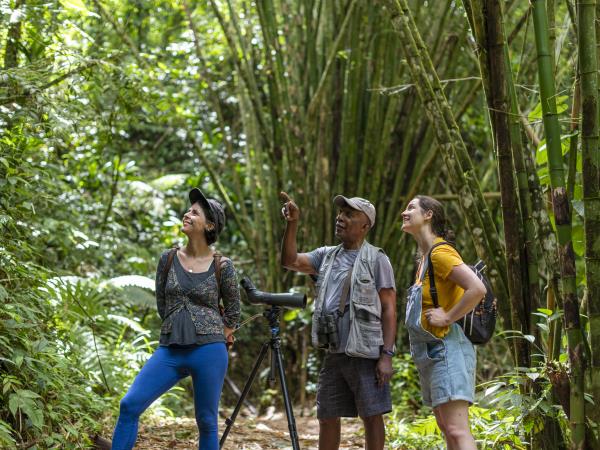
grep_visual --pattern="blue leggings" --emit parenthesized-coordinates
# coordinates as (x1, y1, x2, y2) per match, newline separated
(112, 343, 228, 450)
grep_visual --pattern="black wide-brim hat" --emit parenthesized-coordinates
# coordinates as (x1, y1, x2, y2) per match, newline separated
(189, 188, 226, 235)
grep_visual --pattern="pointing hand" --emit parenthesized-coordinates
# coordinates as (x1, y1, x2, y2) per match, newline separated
(280, 191, 300, 222)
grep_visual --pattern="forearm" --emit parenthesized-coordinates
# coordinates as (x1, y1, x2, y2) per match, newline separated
(222, 285, 240, 328)
(281, 220, 299, 267)
(376, 293, 396, 384)
(221, 264, 241, 328)
(446, 288, 483, 322)
(381, 304, 397, 351)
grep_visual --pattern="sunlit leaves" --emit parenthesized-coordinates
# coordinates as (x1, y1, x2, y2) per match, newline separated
(60, 0, 91, 15)
(106, 275, 155, 290)
(151, 173, 188, 190)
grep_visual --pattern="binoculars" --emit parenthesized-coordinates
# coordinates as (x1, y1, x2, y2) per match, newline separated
(316, 312, 339, 348)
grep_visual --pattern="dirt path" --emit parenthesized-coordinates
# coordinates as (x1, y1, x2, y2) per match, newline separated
(133, 412, 364, 449)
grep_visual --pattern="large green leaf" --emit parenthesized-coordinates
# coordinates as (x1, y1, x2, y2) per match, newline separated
(535, 132, 575, 165)
(528, 95, 570, 121)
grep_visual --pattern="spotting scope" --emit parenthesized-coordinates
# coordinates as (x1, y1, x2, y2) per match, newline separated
(240, 277, 307, 309)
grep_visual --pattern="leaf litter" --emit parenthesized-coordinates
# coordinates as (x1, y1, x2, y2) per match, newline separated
(131, 410, 364, 449)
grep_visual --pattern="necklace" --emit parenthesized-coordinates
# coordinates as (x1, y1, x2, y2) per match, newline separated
(180, 250, 212, 273)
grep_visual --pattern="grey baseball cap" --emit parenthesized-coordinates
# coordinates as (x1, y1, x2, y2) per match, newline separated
(189, 188, 226, 235)
(333, 195, 376, 226)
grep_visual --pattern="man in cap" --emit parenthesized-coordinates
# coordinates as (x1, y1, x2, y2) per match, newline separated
(280, 192, 397, 450)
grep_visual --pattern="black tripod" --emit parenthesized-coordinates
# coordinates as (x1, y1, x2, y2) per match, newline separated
(219, 306, 300, 450)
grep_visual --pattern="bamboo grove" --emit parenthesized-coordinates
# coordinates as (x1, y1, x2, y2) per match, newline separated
(1, 0, 599, 448)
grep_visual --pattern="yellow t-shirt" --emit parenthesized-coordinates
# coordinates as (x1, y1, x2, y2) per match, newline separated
(416, 238, 465, 338)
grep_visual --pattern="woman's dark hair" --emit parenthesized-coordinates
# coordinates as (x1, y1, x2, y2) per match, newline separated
(414, 195, 455, 243)
(194, 201, 218, 245)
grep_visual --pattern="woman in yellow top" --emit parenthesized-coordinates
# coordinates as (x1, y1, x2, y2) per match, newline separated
(401, 195, 486, 450)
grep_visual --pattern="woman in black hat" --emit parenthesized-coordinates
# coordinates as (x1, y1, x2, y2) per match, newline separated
(111, 189, 241, 450)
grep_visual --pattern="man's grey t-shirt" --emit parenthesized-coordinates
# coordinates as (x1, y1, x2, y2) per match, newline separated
(307, 246, 396, 353)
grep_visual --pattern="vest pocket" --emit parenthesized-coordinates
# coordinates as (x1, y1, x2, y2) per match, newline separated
(347, 320, 383, 358)
(354, 276, 377, 306)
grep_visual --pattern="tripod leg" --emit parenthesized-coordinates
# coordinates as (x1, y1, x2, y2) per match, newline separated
(273, 343, 301, 450)
(219, 341, 270, 449)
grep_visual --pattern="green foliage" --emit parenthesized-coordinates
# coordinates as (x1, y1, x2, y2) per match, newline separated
(387, 404, 530, 449)
(386, 360, 561, 449)
(0, 275, 108, 446)
(0, 0, 593, 446)
(389, 353, 427, 416)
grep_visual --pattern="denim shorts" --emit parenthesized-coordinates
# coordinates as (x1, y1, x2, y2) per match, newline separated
(409, 323, 476, 408)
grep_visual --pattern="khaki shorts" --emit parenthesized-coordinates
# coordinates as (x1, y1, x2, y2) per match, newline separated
(316, 353, 392, 419)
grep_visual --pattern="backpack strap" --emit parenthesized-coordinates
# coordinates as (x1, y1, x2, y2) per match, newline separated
(213, 252, 223, 298)
(426, 241, 455, 308)
(337, 267, 354, 317)
(162, 246, 179, 286)
(213, 252, 228, 316)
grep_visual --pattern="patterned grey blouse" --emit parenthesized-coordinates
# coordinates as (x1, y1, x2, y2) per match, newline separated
(155, 250, 241, 337)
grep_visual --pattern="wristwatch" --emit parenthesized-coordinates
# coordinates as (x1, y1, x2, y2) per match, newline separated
(380, 347, 395, 357)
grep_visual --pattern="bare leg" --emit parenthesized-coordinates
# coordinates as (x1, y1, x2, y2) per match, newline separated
(361, 414, 385, 450)
(433, 400, 476, 450)
(433, 408, 447, 438)
(319, 417, 341, 450)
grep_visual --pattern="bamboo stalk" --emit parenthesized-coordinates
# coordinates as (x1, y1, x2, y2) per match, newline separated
(404, 0, 510, 296)
(579, 0, 600, 442)
(184, 2, 251, 225)
(532, 1, 585, 445)
(208, 0, 271, 146)
(307, 0, 358, 119)
(381, 0, 511, 322)
(567, 81, 580, 201)
(547, 0, 556, 73)
(468, 0, 529, 368)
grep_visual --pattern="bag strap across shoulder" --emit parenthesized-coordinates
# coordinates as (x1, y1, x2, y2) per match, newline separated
(426, 241, 456, 308)
(337, 266, 354, 316)
(213, 252, 223, 298)
(162, 246, 180, 282)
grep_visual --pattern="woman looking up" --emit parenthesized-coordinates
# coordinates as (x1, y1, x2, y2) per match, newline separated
(401, 195, 486, 450)
(111, 188, 240, 450)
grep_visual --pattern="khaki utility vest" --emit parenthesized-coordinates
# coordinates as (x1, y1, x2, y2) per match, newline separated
(311, 241, 384, 359)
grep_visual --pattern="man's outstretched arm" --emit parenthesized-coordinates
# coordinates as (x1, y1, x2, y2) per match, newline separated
(280, 191, 316, 275)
